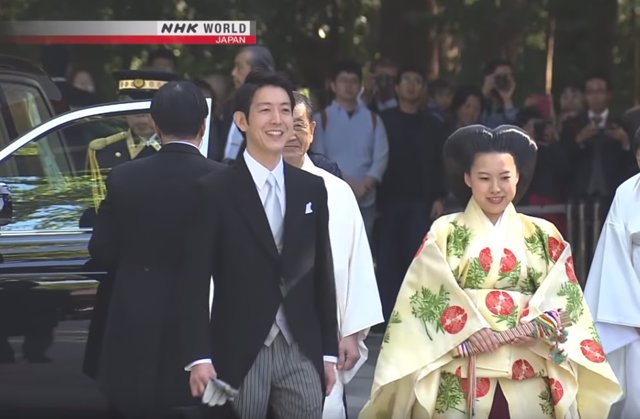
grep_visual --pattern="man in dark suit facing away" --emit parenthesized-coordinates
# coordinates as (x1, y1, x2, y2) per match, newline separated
(183, 71, 338, 419)
(87, 81, 224, 418)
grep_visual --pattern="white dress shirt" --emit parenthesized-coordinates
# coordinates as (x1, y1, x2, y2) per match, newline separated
(186, 150, 335, 371)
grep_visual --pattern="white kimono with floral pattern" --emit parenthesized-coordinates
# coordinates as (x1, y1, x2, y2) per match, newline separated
(359, 199, 621, 419)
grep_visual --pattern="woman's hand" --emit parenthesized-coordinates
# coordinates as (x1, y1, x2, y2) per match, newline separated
(510, 335, 537, 347)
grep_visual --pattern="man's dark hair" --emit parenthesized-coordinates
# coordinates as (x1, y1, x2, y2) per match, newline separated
(240, 46, 275, 72)
(370, 57, 397, 73)
(331, 59, 362, 81)
(395, 65, 425, 85)
(483, 59, 512, 76)
(148, 48, 177, 69)
(584, 71, 612, 91)
(193, 79, 216, 100)
(426, 78, 453, 96)
(150, 81, 208, 138)
(233, 70, 295, 122)
(293, 91, 314, 122)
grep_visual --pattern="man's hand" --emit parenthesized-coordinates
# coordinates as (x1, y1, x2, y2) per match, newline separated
(338, 334, 360, 371)
(346, 178, 367, 200)
(467, 328, 500, 354)
(481, 74, 495, 98)
(496, 76, 516, 107)
(607, 125, 630, 149)
(430, 199, 445, 220)
(576, 123, 599, 144)
(190, 363, 217, 398)
(324, 361, 337, 396)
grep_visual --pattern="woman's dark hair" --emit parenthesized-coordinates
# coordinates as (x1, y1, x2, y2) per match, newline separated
(450, 84, 484, 114)
(443, 124, 538, 205)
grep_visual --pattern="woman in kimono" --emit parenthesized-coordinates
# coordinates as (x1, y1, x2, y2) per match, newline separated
(359, 125, 621, 419)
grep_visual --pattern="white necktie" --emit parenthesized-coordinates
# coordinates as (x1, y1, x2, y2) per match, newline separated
(264, 173, 284, 251)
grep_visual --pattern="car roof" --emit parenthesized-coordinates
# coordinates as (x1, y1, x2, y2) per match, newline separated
(0, 54, 62, 101)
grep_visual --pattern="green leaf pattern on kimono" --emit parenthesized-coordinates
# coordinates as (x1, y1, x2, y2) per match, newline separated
(447, 221, 472, 259)
(590, 324, 602, 345)
(525, 223, 551, 265)
(521, 266, 544, 294)
(465, 257, 488, 289)
(382, 311, 402, 344)
(409, 285, 450, 341)
(435, 372, 466, 414)
(557, 281, 584, 323)
(538, 388, 554, 417)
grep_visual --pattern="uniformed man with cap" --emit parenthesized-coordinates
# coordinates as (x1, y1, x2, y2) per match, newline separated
(82, 70, 179, 226)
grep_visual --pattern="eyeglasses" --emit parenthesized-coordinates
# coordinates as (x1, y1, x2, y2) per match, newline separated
(399, 77, 423, 86)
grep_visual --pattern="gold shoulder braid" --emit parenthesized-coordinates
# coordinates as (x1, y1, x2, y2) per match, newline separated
(86, 131, 128, 211)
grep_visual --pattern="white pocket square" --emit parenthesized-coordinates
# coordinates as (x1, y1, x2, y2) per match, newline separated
(305, 202, 313, 214)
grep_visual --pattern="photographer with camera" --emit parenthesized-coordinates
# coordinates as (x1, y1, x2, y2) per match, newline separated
(517, 106, 570, 234)
(360, 58, 398, 113)
(560, 73, 635, 208)
(481, 59, 518, 127)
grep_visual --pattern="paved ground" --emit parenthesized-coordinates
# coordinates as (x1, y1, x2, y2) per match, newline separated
(0, 320, 381, 418)
(345, 333, 382, 418)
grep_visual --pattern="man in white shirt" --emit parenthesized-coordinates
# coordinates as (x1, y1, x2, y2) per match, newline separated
(284, 91, 383, 419)
(208, 46, 276, 162)
(183, 71, 338, 419)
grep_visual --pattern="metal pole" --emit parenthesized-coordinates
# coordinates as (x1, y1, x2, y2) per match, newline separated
(566, 201, 575, 250)
(577, 201, 587, 281)
(592, 200, 602, 256)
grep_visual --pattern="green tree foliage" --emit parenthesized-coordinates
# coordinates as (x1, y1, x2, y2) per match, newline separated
(2, 0, 635, 111)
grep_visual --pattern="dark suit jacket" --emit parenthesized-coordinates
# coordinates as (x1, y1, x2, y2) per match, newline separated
(182, 156, 339, 390)
(86, 142, 224, 416)
(560, 112, 635, 201)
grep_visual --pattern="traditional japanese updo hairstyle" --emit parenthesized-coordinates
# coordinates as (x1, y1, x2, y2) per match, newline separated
(443, 124, 538, 205)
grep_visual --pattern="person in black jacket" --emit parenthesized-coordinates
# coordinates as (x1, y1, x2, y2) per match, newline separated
(86, 81, 224, 418)
(517, 106, 571, 234)
(184, 71, 338, 419)
(377, 65, 447, 322)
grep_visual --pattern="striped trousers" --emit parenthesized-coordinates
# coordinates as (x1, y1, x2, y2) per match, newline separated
(232, 333, 323, 419)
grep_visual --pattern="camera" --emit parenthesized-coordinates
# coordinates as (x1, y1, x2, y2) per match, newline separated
(375, 74, 394, 89)
(494, 73, 511, 91)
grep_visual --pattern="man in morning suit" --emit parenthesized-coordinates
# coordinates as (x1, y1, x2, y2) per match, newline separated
(87, 81, 224, 418)
(183, 71, 338, 419)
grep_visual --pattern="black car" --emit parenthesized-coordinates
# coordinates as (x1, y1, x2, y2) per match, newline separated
(0, 59, 213, 418)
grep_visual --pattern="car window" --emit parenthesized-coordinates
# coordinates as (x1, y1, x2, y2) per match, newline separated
(0, 81, 54, 147)
(0, 111, 158, 231)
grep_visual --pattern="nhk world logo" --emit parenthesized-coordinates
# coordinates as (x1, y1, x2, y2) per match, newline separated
(0, 20, 256, 45)
(157, 21, 254, 44)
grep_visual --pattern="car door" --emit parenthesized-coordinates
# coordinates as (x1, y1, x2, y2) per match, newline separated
(0, 99, 211, 417)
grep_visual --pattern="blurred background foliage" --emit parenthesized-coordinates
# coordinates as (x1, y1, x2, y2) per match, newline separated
(1, 0, 639, 111)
